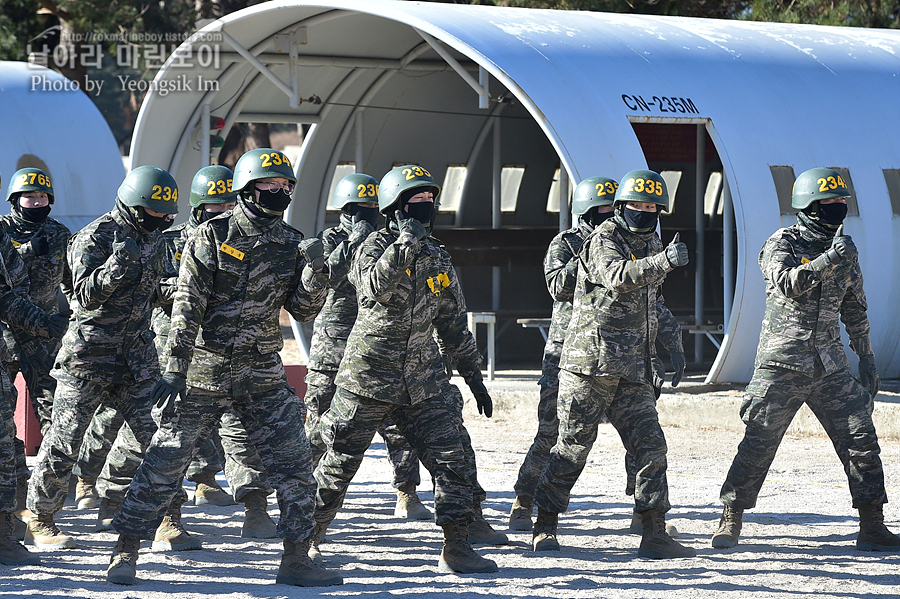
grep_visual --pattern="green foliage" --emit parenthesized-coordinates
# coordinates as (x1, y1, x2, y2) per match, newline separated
(0, 0, 52, 61)
(740, 0, 900, 28)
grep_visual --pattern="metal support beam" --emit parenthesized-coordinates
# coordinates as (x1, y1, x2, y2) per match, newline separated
(492, 115, 501, 313)
(479, 66, 490, 109)
(559, 169, 570, 232)
(234, 113, 322, 124)
(217, 52, 476, 72)
(355, 111, 364, 171)
(694, 124, 706, 364)
(723, 172, 734, 330)
(200, 103, 211, 168)
(416, 29, 490, 106)
(219, 30, 296, 102)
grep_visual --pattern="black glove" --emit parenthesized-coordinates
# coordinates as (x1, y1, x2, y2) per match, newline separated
(32, 236, 49, 256)
(351, 214, 375, 238)
(651, 355, 665, 400)
(394, 210, 427, 241)
(112, 230, 140, 264)
(151, 372, 187, 416)
(665, 232, 689, 268)
(858, 355, 880, 398)
(468, 379, 493, 418)
(19, 351, 49, 390)
(298, 237, 326, 272)
(829, 224, 858, 263)
(670, 350, 686, 387)
(47, 310, 71, 339)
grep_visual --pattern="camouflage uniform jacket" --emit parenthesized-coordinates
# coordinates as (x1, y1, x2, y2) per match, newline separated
(540, 222, 592, 387)
(307, 215, 371, 373)
(754, 220, 872, 374)
(164, 202, 327, 395)
(336, 227, 482, 405)
(560, 217, 682, 383)
(53, 207, 166, 384)
(0, 212, 72, 361)
(0, 229, 56, 363)
(151, 220, 196, 341)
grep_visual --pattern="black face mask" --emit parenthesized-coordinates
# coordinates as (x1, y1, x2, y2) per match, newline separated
(585, 207, 614, 228)
(622, 206, 659, 233)
(19, 205, 52, 223)
(402, 201, 435, 225)
(139, 212, 173, 233)
(817, 201, 848, 226)
(255, 187, 292, 214)
(346, 204, 379, 227)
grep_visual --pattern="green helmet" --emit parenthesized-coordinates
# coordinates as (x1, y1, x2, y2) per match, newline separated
(7, 167, 54, 204)
(572, 177, 618, 215)
(190, 165, 238, 208)
(232, 148, 296, 192)
(117, 165, 179, 214)
(614, 169, 669, 211)
(333, 173, 379, 210)
(378, 165, 441, 214)
(791, 167, 851, 210)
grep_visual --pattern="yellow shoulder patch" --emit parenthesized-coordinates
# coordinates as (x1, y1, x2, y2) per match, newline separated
(174, 251, 182, 261)
(406, 268, 412, 277)
(220, 243, 244, 261)
(10, 239, 21, 247)
(800, 256, 811, 264)
(631, 253, 636, 261)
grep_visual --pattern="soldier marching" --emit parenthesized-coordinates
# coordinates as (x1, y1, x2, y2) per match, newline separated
(2, 157, 898, 583)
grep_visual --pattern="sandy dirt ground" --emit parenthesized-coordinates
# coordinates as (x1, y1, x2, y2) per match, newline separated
(4, 391, 900, 599)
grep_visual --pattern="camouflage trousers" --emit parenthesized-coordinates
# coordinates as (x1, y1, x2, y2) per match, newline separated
(305, 368, 421, 489)
(113, 384, 314, 542)
(78, 402, 271, 503)
(534, 370, 671, 514)
(26, 374, 158, 516)
(441, 381, 485, 502)
(513, 383, 559, 503)
(315, 386, 474, 527)
(1, 368, 18, 510)
(720, 364, 887, 510)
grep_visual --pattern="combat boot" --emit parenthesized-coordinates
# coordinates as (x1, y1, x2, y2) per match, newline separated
(468, 499, 508, 545)
(438, 519, 498, 573)
(638, 509, 695, 559)
(532, 508, 560, 551)
(276, 539, 343, 586)
(74, 477, 99, 510)
(96, 496, 122, 532)
(152, 505, 202, 551)
(0, 511, 40, 566)
(508, 496, 533, 531)
(630, 508, 679, 537)
(107, 534, 141, 585)
(857, 504, 900, 552)
(241, 490, 278, 538)
(14, 477, 31, 539)
(308, 522, 327, 565)
(25, 513, 76, 549)
(12, 512, 26, 541)
(394, 484, 432, 520)
(193, 473, 235, 506)
(711, 505, 743, 549)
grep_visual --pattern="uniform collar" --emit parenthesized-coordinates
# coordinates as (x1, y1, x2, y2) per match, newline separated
(235, 200, 286, 244)
(111, 203, 150, 239)
(8, 209, 44, 234)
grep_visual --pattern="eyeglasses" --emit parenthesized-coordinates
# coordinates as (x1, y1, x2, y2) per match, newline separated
(255, 181, 295, 195)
